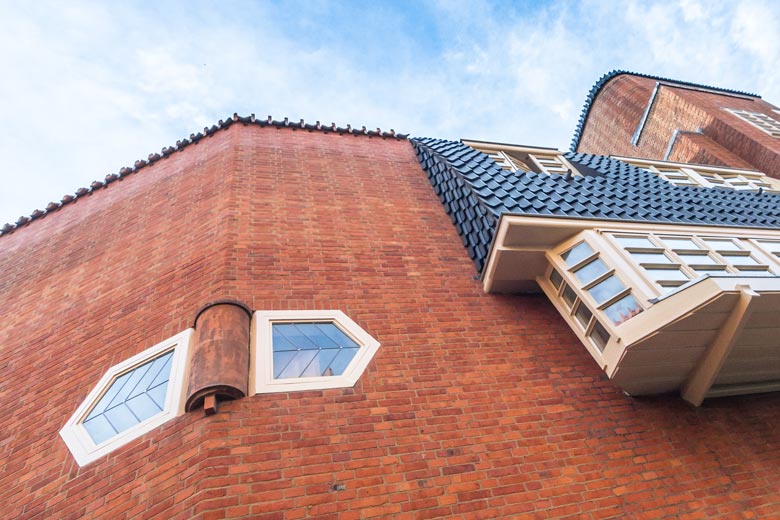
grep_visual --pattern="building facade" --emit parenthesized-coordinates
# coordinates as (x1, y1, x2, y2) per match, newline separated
(3, 75, 780, 519)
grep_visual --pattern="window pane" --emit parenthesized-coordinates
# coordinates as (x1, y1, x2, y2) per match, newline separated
(574, 258, 608, 284)
(662, 237, 700, 250)
(604, 295, 643, 326)
(299, 349, 341, 377)
(272, 323, 360, 379)
(82, 414, 117, 446)
(88, 371, 132, 417)
(694, 268, 728, 276)
(575, 303, 592, 327)
(102, 363, 151, 411)
(615, 236, 654, 249)
(104, 403, 144, 434)
(703, 239, 741, 251)
(126, 393, 164, 423)
(273, 324, 319, 351)
(318, 323, 360, 348)
(590, 322, 610, 352)
(272, 350, 298, 378)
(328, 348, 360, 376)
(276, 350, 318, 379)
(677, 253, 717, 265)
(294, 324, 341, 348)
(644, 268, 689, 282)
(736, 269, 773, 276)
(128, 354, 171, 400)
(722, 254, 761, 266)
(629, 252, 671, 264)
(589, 276, 625, 304)
(758, 241, 780, 253)
(549, 269, 563, 289)
(82, 351, 173, 446)
(271, 326, 299, 352)
(148, 354, 174, 391)
(562, 284, 577, 308)
(561, 242, 593, 266)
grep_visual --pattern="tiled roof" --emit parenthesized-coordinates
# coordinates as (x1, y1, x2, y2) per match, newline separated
(414, 139, 497, 271)
(1, 114, 407, 238)
(413, 137, 780, 272)
(570, 70, 761, 152)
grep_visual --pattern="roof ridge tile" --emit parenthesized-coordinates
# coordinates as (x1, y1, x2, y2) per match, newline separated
(2, 114, 407, 237)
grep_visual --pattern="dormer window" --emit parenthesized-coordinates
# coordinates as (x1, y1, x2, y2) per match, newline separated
(615, 156, 780, 192)
(462, 140, 579, 176)
(727, 109, 780, 137)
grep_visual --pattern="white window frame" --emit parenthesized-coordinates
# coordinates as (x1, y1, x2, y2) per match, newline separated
(252, 310, 380, 394)
(727, 108, 780, 137)
(462, 140, 579, 176)
(615, 156, 780, 192)
(60, 329, 193, 466)
(542, 232, 647, 361)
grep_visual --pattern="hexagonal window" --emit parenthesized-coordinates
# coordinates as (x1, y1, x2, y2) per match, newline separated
(60, 329, 192, 466)
(253, 311, 380, 393)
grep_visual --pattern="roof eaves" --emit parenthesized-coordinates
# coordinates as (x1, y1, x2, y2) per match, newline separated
(569, 70, 761, 153)
(1, 114, 408, 238)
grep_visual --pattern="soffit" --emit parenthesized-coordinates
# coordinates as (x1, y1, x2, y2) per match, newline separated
(608, 276, 780, 402)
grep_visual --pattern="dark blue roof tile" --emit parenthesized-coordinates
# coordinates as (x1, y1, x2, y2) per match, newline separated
(413, 137, 780, 272)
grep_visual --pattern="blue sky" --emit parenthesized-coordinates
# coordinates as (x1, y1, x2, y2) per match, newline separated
(2, 0, 780, 226)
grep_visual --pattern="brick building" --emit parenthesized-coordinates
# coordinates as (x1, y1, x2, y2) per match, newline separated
(3, 73, 780, 518)
(573, 70, 780, 177)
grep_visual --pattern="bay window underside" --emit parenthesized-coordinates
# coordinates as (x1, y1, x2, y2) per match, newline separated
(484, 215, 780, 405)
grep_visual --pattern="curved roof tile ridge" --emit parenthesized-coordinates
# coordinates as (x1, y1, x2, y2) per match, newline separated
(1, 113, 408, 238)
(569, 70, 760, 153)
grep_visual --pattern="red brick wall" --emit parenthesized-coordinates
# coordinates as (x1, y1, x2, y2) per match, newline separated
(669, 132, 754, 168)
(577, 75, 655, 158)
(3, 125, 780, 519)
(577, 74, 780, 178)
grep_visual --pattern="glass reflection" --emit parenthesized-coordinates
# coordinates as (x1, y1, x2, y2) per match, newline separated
(630, 252, 671, 264)
(574, 259, 608, 284)
(616, 236, 655, 249)
(272, 323, 360, 379)
(562, 242, 593, 266)
(604, 295, 643, 326)
(589, 276, 624, 304)
(662, 237, 699, 250)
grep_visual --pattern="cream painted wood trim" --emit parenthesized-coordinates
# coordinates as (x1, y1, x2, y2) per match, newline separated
(537, 274, 610, 365)
(681, 286, 758, 406)
(252, 310, 380, 394)
(59, 329, 194, 467)
(707, 380, 780, 398)
(595, 232, 659, 302)
(612, 155, 767, 175)
(461, 140, 561, 155)
(502, 215, 780, 238)
(485, 214, 780, 293)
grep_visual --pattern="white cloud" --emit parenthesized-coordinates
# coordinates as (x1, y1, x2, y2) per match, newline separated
(1, 1, 780, 226)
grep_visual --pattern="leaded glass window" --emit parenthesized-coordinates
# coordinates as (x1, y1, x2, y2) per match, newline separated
(272, 323, 360, 379)
(254, 310, 381, 394)
(82, 351, 173, 445)
(60, 329, 192, 466)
